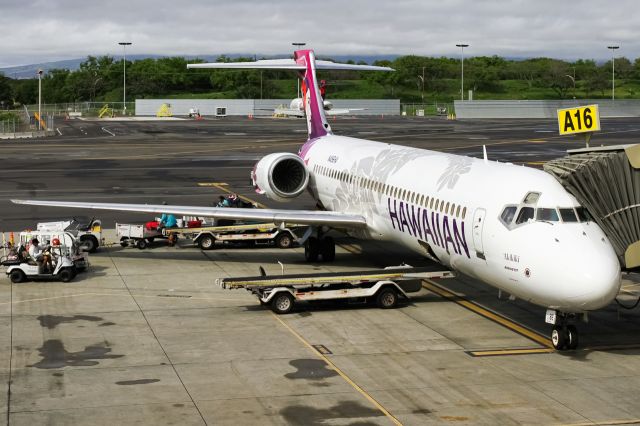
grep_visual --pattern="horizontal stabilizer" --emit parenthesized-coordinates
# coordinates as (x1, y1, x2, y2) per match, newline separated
(187, 59, 394, 72)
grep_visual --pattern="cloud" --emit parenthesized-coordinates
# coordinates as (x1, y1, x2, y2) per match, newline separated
(2, 0, 639, 67)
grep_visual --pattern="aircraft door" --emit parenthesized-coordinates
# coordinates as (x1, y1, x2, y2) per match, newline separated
(472, 208, 486, 259)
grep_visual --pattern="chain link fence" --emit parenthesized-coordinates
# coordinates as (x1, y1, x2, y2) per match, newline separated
(0, 115, 54, 135)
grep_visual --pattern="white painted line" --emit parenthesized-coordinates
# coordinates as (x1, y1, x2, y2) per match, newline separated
(224, 132, 247, 136)
(56, 128, 62, 136)
(535, 130, 554, 133)
(468, 136, 488, 140)
(101, 127, 115, 137)
(357, 131, 377, 135)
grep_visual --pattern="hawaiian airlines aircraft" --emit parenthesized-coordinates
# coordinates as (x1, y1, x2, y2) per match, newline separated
(13, 50, 621, 350)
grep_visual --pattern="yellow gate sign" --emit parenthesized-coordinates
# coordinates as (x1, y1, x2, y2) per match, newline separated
(557, 104, 600, 135)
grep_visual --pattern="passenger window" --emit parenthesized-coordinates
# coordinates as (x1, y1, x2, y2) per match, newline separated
(462, 207, 467, 219)
(536, 208, 559, 222)
(576, 207, 593, 222)
(516, 207, 535, 224)
(559, 208, 578, 222)
(456, 205, 461, 217)
(500, 206, 517, 225)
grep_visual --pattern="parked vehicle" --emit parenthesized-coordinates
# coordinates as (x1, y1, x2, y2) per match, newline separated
(2, 244, 77, 283)
(37, 217, 102, 253)
(19, 231, 89, 271)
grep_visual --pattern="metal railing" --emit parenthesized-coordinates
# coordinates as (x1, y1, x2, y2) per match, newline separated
(21, 102, 136, 117)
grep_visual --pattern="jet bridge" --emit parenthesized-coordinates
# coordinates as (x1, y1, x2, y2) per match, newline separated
(544, 144, 640, 270)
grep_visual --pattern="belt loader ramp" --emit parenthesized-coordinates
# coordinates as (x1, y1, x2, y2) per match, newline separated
(544, 144, 640, 270)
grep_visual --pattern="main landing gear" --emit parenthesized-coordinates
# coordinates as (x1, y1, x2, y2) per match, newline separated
(548, 311, 579, 350)
(304, 232, 335, 262)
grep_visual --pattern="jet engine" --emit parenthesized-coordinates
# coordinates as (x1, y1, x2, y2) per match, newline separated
(251, 153, 309, 202)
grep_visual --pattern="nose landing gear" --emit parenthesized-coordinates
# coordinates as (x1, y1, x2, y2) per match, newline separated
(548, 311, 579, 350)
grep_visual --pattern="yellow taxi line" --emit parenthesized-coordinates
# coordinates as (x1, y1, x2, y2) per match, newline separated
(468, 348, 555, 357)
(271, 312, 402, 425)
(422, 279, 553, 349)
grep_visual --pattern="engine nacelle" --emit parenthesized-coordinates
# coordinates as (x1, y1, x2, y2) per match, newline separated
(251, 153, 309, 202)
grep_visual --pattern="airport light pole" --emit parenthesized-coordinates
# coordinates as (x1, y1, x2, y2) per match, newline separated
(417, 66, 425, 104)
(37, 69, 43, 130)
(456, 44, 469, 101)
(608, 45, 619, 100)
(119, 42, 132, 114)
(565, 73, 576, 99)
(292, 42, 306, 98)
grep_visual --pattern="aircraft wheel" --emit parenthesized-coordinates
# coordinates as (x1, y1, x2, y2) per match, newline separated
(320, 236, 335, 262)
(271, 292, 294, 314)
(305, 237, 319, 262)
(9, 270, 26, 284)
(376, 287, 398, 309)
(551, 326, 567, 350)
(566, 325, 579, 350)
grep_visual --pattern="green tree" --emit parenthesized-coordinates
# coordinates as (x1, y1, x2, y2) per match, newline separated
(0, 73, 12, 108)
(11, 79, 37, 105)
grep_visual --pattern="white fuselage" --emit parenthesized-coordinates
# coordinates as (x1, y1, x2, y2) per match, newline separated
(300, 134, 621, 312)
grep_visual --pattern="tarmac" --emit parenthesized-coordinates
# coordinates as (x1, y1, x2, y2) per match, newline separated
(2, 116, 640, 425)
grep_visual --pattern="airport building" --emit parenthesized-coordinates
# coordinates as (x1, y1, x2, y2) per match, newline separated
(135, 99, 400, 116)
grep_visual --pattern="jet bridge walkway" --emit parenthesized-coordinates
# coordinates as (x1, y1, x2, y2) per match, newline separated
(544, 144, 640, 269)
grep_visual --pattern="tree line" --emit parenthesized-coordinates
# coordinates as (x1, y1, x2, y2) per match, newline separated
(1, 54, 640, 107)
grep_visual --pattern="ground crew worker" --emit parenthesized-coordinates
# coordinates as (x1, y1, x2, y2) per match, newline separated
(28, 238, 53, 273)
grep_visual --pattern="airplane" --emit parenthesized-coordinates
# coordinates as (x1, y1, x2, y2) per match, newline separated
(274, 97, 363, 117)
(274, 80, 364, 117)
(12, 49, 622, 350)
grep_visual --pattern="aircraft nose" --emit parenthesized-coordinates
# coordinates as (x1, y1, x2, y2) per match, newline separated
(564, 240, 621, 310)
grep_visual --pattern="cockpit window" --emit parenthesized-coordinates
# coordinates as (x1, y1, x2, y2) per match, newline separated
(516, 207, 535, 224)
(523, 192, 540, 204)
(559, 208, 578, 222)
(536, 208, 559, 222)
(575, 207, 593, 222)
(500, 206, 517, 225)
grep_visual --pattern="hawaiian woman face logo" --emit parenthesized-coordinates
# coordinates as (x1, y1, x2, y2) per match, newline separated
(436, 156, 472, 191)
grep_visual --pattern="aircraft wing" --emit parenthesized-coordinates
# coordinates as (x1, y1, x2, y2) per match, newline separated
(11, 200, 367, 228)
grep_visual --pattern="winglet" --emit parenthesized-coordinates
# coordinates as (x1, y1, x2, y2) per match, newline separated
(483, 145, 488, 164)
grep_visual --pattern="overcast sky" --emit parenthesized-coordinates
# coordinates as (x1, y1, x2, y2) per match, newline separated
(2, 0, 639, 67)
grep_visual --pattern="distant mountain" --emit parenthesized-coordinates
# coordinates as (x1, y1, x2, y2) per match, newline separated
(0, 53, 400, 79)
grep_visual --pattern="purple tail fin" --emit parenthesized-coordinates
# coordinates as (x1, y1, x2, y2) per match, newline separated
(294, 50, 332, 139)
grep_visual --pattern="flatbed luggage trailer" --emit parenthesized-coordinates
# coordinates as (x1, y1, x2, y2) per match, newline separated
(217, 267, 455, 314)
(116, 223, 163, 249)
(165, 222, 309, 250)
